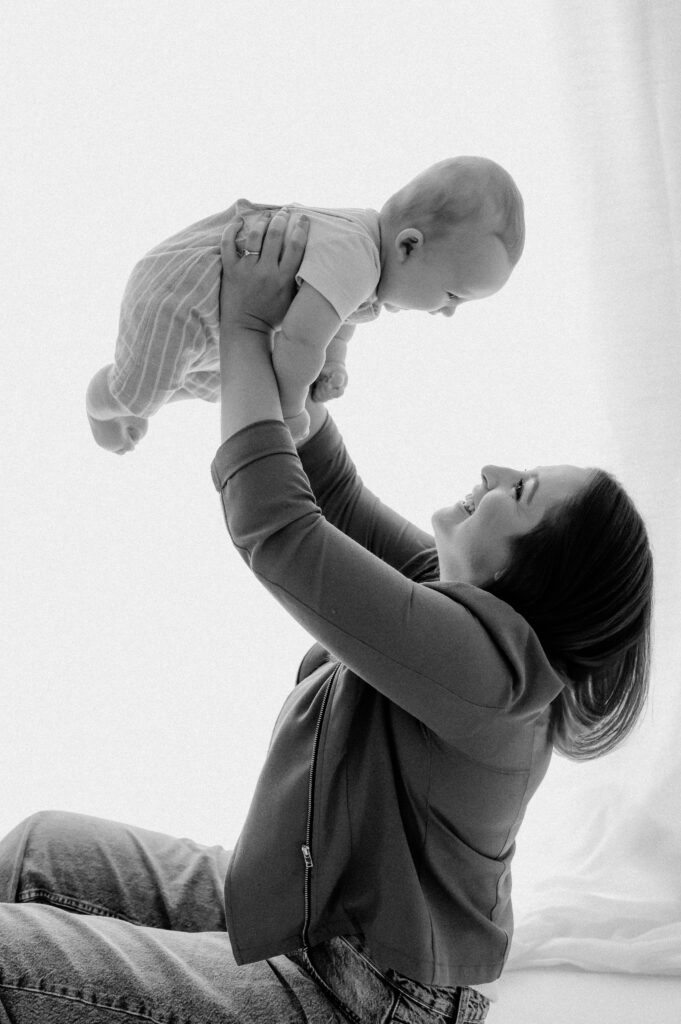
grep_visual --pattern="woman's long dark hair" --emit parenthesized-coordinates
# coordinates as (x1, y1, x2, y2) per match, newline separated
(486, 470, 653, 760)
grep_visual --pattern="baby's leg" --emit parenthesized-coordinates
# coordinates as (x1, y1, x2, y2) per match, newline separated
(312, 334, 348, 402)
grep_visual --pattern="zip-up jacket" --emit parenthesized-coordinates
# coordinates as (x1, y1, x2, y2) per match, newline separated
(211, 415, 565, 987)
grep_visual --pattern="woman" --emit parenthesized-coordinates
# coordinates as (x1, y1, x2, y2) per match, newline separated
(0, 211, 652, 1023)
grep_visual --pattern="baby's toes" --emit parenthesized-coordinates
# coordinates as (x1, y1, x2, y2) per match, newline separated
(313, 372, 347, 402)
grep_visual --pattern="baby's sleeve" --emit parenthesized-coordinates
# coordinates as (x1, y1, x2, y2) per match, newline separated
(294, 223, 380, 322)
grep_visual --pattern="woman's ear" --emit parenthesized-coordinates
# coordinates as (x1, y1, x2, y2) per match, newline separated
(394, 228, 424, 262)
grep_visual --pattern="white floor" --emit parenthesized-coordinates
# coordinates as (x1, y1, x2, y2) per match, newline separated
(488, 968, 681, 1023)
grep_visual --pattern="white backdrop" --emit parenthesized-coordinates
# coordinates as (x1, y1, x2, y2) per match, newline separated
(2, 0, 680, 990)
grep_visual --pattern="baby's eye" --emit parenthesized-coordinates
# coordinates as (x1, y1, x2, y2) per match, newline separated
(447, 292, 461, 302)
(513, 478, 524, 501)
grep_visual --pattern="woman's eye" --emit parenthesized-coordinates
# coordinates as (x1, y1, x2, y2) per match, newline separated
(513, 478, 524, 501)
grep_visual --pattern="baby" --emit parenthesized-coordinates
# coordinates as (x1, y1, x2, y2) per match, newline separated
(86, 157, 524, 451)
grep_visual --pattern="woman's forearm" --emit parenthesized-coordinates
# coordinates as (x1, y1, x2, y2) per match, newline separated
(219, 327, 283, 444)
(218, 325, 328, 447)
(217, 207, 312, 445)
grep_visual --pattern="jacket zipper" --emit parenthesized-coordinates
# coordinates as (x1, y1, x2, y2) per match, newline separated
(301, 674, 334, 949)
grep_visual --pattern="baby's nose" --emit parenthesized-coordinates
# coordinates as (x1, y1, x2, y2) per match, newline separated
(440, 306, 456, 318)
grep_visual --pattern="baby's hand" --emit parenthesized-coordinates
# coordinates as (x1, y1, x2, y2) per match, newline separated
(311, 363, 348, 402)
(87, 412, 149, 455)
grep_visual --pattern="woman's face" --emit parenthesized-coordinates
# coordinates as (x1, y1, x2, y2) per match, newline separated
(432, 464, 592, 586)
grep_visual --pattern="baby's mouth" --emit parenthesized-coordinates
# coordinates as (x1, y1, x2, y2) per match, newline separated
(460, 494, 475, 516)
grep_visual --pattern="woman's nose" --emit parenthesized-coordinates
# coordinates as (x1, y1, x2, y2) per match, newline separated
(481, 465, 497, 488)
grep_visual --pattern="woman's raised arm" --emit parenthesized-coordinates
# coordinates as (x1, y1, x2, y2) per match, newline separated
(217, 209, 432, 577)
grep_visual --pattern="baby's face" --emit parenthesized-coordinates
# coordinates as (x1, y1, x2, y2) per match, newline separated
(377, 224, 512, 317)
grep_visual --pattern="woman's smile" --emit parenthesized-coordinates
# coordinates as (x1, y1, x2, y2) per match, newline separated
(434, 465, 591, 584)
(460, 494, 475, 516)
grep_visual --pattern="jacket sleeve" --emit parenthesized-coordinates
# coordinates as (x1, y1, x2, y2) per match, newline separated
(296, 413, 438, 581)
(211, 421, 560, 745)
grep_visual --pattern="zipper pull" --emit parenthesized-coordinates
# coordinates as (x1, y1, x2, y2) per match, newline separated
(301, 844, 314, 869)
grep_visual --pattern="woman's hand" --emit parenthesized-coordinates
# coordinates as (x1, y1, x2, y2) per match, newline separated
(219, 208, 309, 337)
(218, 208, 310, 444)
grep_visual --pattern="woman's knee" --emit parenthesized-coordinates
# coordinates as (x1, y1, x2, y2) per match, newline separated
(5, 809, 84, 848)
(0, 810, 91, 900)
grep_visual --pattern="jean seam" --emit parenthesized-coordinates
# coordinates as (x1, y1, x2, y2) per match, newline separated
(265, 958, 323, 1024)
(0, 983, 169, 1024)
(298, 950, 362, 1024)
(338, 937, 386, 980)
(381, 991, 403, 1024)
(18, 889, 141, 924)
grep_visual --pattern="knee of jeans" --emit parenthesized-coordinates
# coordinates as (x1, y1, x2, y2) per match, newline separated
(0, 810, 76, 864)
(0, 811, 82, 899)
(19, 809, 77, 840)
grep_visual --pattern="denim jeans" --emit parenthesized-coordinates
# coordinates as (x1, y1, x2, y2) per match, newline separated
(0, 811, 490, 1023)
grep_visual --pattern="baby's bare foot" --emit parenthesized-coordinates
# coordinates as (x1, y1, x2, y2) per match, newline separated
(312, 366, 348, 402)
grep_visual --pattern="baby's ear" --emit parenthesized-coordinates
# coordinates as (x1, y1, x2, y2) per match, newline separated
(395, 228, 424, 261)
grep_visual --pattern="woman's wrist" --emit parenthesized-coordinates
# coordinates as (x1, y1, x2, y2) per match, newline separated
(219, 327, 283, 444)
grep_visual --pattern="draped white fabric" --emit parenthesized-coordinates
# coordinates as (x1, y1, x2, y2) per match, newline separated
(506, 0, 681, 976)
(2, 0, 680, 993)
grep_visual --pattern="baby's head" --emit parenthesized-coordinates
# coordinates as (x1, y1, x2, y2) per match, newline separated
(377, 157, 525, 316)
